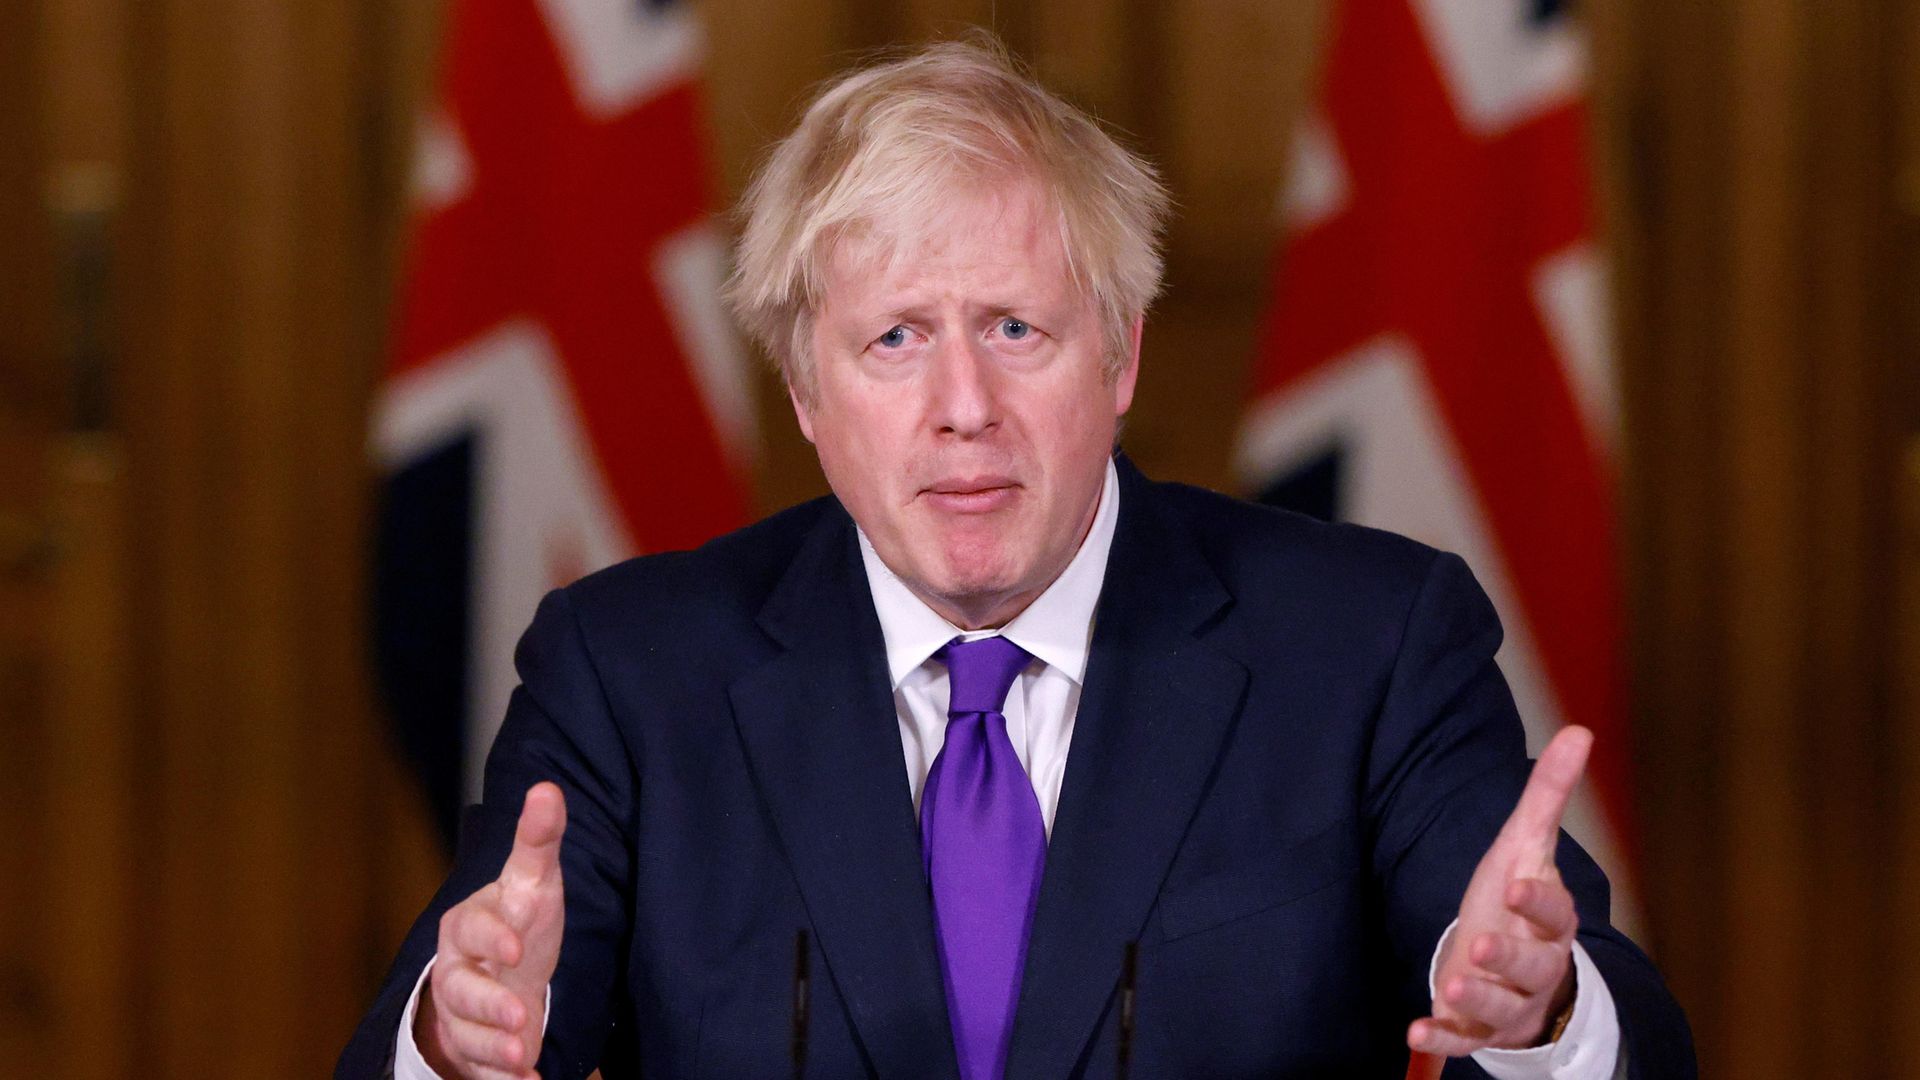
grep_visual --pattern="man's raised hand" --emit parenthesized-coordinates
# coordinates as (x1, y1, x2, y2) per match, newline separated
(1408, 726, 1592, 1058)
(418, 782, 568, 1080)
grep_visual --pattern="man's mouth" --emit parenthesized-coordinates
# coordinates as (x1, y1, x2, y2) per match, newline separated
(922, 477, 1020, 513)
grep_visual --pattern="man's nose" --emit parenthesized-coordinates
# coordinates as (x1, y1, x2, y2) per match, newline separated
(927, 335, 1000, 438)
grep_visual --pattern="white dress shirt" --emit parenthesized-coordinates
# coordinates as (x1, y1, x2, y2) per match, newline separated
(396, 459, 1621, 1078)
(862, 455, 1123, 837)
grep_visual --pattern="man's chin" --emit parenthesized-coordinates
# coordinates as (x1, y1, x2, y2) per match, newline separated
(931, 549, 1025, 595)
(919, 566, 1035, 628)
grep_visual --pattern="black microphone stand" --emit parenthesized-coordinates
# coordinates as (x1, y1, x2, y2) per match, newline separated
(1116, 940, 1139, 1080)
(792, 929, 810, 1080)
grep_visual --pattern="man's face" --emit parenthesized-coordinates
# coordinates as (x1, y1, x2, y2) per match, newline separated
(793, 180, 1138, 629)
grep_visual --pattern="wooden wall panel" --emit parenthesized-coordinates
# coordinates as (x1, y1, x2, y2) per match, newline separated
(0, 3, 54, 1076)
(1896, 442, 1920, 1046)
(700, 0, 850, 514)
(1025, 0, 1133, 124)
(1608, 0, 1915, 1076)
(0, 0, 59, 438)
(1720, 4, 1810, 1074)
(43, 437, 135, 1080)
(1159, 0, 1322, 278)
(109, 0, 415, 1072)
(1798, 4, 1891, 1072)
(1886, 0, 1920, 1057)
(1597, 0, 1736, 1053)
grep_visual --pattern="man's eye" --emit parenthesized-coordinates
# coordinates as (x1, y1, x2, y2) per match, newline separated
(1000, 318, 1031, 340)
(877, 325, 910, 349)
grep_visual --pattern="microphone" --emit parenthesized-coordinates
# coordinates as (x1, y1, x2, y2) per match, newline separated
(792, 929, 810, 1080)
(1117, 940, 1139, 1080)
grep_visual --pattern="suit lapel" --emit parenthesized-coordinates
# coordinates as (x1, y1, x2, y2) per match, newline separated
(1005, 459, 1250, 1080)
(728, 508, 959, 1080)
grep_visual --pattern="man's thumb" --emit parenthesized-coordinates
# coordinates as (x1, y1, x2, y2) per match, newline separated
(502, 781, 567, 885)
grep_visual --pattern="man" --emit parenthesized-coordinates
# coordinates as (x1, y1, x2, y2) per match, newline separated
(339, 40, 1692, 1080)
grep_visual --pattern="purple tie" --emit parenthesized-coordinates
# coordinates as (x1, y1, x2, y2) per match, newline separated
(922, 635, 1046, 1080)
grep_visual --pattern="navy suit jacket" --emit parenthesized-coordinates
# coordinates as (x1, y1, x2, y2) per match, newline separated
(339, 457, 1693, 1079)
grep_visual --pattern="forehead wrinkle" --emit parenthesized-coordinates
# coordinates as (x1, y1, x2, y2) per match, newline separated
(855, 272, 1076, 329)
(819, 180, 1088, 327)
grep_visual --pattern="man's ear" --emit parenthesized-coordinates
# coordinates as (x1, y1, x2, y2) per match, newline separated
(787, 377, 817, 444)
(1113, 316, 1143, 416)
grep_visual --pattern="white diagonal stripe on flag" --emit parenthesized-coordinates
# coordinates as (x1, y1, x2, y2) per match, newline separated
(375, 320, 633, 799)
(1409, 0, 1585, 134)
(655, 223, 758, 470)
(1532, 244, 1618, 458)
(536, 0, 702, 117)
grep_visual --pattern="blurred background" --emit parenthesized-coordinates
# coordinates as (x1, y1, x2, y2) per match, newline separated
(2, 0, 1918, 1076)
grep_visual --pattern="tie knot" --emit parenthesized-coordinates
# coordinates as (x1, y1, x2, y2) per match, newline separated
(937, 636, 1032, 715)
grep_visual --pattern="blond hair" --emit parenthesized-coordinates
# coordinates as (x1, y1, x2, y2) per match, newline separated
(726, 36, 1171, 396)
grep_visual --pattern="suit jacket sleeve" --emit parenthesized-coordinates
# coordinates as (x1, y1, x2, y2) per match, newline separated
(1362, 551, 1694, 1079)
(337, 587, 637, 1080)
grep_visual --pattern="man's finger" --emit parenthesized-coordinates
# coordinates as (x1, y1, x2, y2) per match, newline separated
(1502, 726, 1592, 861)
(448, 904, 525, 968)
(437, 961, 527, 1030)
(1470, 931, 1570, 996)
(500, 782, 568, 887)
(1407, 1016, 1492, 1058)
(438, 1009, 535, 1075)
(1440, 973, 1532, 1032)
(1506, 877, 1578, 942)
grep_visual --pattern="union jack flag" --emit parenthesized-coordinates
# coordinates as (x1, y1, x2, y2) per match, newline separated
(1238, 0, 1636, 928)
(371, 0, 753, 842)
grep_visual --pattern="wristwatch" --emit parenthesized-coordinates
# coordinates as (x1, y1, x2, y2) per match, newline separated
(1544, 995, 1576, 1044)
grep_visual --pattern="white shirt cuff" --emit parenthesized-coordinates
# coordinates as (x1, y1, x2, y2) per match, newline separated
(1427, 920, 1621, 1080)
(394, 960, 442, 1080)
(394, 957, 552, 1080)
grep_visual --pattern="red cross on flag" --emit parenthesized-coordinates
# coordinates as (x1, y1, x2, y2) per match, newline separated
(369, 0, 753, 842)
(1237, 0, 1638, 936)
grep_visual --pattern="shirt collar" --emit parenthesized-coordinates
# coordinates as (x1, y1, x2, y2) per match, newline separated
(857, 457, 1120, 689)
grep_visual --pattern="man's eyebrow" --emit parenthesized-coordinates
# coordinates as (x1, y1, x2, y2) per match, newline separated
(861, 300, 935, 325)
(869, 301, 1063, 325)
(972, 294, 1075, 319)
(847, 287, 1071, 323)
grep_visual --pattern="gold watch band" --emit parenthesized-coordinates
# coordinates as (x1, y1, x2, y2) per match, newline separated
(1545, 998, 1576, 1044)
